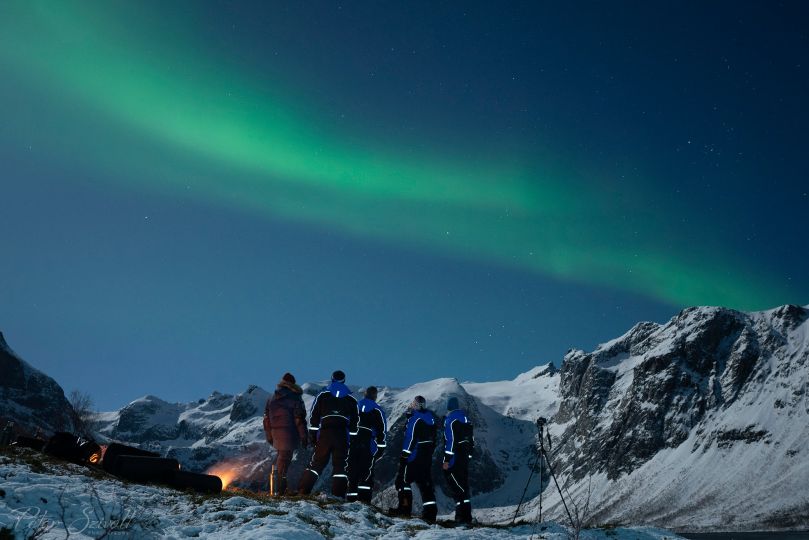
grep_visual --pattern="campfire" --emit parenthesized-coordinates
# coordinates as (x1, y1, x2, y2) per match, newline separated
(204, 454, 272, 492)
(206, 462, 239, 490)
(88, 444, 107, 464)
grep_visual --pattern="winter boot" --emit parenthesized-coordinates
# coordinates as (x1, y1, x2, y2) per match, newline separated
(277, 476, 288, 496)
(298, 469, 318, 495)
(388, 489, 412, 517)
(332, 474, 348, 499)
(357, 485, 373, 503)
(421, 501, 437, 524)
(455, 501, 472, 524)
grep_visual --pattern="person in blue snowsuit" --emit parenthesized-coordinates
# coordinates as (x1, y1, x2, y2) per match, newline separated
(390, 395, 438, 523)
(298, 370, 359, 498)
(442, 396, 474, 523)
(346, 386, 387, 502)
(263, 372, 308, 496)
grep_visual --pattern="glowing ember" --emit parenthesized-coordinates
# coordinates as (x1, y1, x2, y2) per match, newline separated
(206, 463, 239, 490)
(90, 445, 108, 465)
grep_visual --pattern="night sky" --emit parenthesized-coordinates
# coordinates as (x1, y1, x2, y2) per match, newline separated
(1, 2, 807, 410)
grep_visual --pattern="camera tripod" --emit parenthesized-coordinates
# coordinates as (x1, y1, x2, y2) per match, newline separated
(511, 417, 573, 529)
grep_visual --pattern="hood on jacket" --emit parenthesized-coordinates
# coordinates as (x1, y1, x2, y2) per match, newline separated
(325, 381, 352, 398)
(276, 380, 303, 395)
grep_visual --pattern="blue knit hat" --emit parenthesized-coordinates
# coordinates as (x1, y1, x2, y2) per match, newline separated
(447, 396, 460, 411)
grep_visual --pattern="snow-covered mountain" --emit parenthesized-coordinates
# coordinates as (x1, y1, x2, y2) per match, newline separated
(3, 303, 808, 531)
(531, 304, 809, 531)
(0, 332, 74, 435)
(96, 385, 275, 488)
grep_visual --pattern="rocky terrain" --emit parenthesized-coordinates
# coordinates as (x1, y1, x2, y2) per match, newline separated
(0, 331, 74, 436)
(534, 304, 809, 531)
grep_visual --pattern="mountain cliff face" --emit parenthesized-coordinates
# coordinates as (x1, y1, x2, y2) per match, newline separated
(536, 304, 809, 531)
(0, 332, 74, 435)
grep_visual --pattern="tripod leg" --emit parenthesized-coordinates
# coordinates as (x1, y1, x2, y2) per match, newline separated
(541, 446, 574, 527)
(538, 452, 543, 523)
(511, 449, 540, 525)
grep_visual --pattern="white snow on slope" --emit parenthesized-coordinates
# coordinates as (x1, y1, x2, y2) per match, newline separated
(464, 364, 559, 422)
(0, 453, 684, 540)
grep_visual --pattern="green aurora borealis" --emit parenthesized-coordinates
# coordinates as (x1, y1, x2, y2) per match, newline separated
(0, 2, 800, 310)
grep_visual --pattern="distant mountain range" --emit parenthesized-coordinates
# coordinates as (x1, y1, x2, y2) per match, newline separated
(2, 304, 807, 532)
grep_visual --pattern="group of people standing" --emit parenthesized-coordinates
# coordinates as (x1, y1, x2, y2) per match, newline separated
(263, 370, 474, 524)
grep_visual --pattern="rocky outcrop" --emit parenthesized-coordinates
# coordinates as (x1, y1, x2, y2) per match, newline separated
(552, 306, 803, 479)
(0, 332, 75, 435)
(539, 304, 809, 531)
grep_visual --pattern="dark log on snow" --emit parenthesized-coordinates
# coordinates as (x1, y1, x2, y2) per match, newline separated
(12, 436, 46, 452)
(42, 432, 100, 464)
(102, 442, 159, 475)
(115, 455, 180, 483)
(169, 470, 223, 494)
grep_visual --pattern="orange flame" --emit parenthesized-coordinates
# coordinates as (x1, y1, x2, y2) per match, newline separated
(89, 445, 108, 465)
(206, 463, 239, 490)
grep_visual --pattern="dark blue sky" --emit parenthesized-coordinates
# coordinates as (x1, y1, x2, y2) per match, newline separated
(1, 1, 807, 410)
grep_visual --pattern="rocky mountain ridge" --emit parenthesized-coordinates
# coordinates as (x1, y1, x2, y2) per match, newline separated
(534, 304, 809, 531)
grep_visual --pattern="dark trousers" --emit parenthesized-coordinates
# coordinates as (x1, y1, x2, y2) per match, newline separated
(271, 449, 293, 495)
(443, 452, 471, 523)
(395, 447, 436, 522)
(347, 442, 376, 502)
(298, 428, 349, 498)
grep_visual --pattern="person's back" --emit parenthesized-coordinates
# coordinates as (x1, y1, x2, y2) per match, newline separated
(263, 373, 308, 495)
(392, 396, 438, 522)
(309, 381, 358, 433)
(355, 394, 387, 454)
(347, 387, 387, 502)
(442, 396, 474, 523)
(267, 386, 307, 450)
(299, 370, 359, 498)
(403, 409, 437, 462)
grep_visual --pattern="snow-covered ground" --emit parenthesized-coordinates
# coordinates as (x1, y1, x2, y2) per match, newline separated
(0, 449, 685, 539)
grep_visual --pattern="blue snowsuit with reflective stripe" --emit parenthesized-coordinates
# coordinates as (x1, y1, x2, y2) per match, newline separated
(443, 408, 474, 523)
(346, 397, 387, 502)
(394, 409, 437, 521)
(298, 381, 359, 498)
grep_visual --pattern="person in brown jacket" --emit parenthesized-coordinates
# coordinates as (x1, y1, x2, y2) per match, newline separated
(264, 372, 308, 495)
